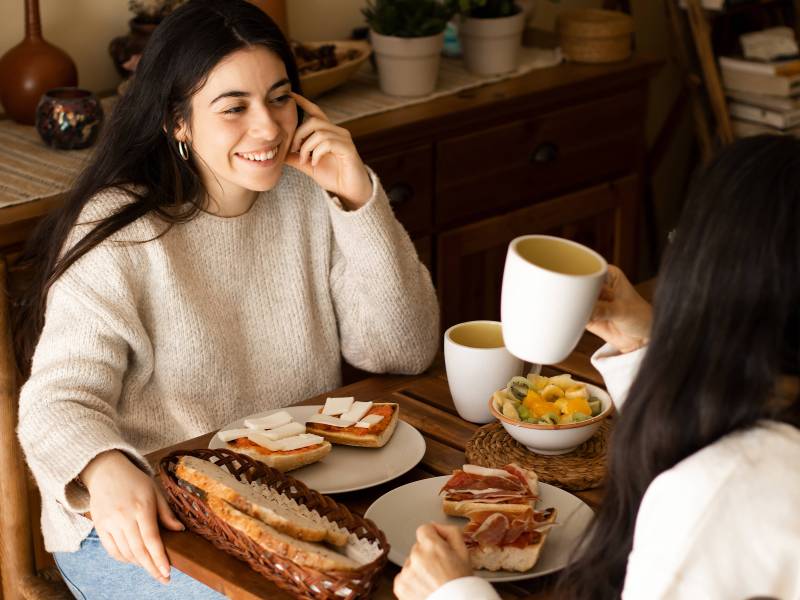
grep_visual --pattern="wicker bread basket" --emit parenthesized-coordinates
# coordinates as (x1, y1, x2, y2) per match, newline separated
(159, 448, 389, 599)
(557, 9, 634, 64)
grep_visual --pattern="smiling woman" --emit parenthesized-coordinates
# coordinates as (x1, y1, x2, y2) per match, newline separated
(13, 1, 439, 598)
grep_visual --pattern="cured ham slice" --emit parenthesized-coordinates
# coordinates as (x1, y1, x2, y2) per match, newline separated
(440, 463, 538, 506)
(462, 507, 556, 549)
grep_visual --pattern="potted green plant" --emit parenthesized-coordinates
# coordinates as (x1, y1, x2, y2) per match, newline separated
(363, 0, 455, 97)
(447, 0, 527, 75)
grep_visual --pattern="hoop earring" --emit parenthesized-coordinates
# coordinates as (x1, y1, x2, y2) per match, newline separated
(177, 140, 189, 161)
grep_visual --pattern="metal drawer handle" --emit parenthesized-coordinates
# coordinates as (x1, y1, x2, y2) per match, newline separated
(387, 182, 414, 207)
(529, 142, 559, 164)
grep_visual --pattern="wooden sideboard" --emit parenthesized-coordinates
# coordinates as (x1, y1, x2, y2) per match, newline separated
(0, 55, 660, 330)
(350, 55, 658, 329)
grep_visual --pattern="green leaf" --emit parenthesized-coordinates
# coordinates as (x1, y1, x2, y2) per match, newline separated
(364, 0, 455, 37)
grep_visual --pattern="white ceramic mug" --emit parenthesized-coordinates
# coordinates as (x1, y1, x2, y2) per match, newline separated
(501, 235, 607, 365)
(444, 320, 524, 423)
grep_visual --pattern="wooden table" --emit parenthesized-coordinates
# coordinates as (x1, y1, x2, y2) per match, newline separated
(145, 279, 655, 599)
(144, 323, 650, 599)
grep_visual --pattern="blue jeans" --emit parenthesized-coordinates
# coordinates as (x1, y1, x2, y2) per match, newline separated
(53, 529, 226, 600)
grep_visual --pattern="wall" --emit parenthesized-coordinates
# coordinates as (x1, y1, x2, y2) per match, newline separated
(0, 0, 693, 261)
(0, 0, 367, 96)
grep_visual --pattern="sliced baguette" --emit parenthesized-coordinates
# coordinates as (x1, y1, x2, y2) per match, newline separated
(175, 456, 347, 546)
(226, 438, 331, 472)
(206, 496, 360, 572)
(306, 403, 399, 448)
(468, 531, 549, 572)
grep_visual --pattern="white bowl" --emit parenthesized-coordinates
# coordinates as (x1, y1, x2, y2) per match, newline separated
(488, 382, 614, 455)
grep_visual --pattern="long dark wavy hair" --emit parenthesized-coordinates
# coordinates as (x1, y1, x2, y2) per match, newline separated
(13, 0, 302, 375)
(558, 135, 800, 599)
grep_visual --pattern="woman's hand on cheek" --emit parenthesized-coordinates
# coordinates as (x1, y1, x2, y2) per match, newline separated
(285, 92, 373, 209)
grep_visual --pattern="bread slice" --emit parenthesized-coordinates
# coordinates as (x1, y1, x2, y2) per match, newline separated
(305, 403, 399, 448)
(468, 531, 550, 572)
(225, 438, 331, 472)
(206, 496, 360, 572)
(175, 456, 347, 546)
(443, 499, 534, 518)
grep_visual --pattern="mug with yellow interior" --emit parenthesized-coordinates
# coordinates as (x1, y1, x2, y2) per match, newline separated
(501, 235, 607, 365)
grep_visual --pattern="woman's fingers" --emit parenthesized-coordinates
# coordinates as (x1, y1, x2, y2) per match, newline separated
(110, 526, 136, 564)
(289, 91, 328, 121)
(291, 117, 342, 152)
(311, 139, 345, 168)
(415, 523, 440, 547)
(592, 300, 611, 321)
(97, 528, 126, 563)
(123, 517, 168, 583)
(140, 507, 172, 579)
(431, 523, 469, 560)
(156, 488, 185, 532)
(297, 129, 349, 164)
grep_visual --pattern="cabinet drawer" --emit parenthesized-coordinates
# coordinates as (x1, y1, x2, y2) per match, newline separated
(435, 90, 644, 227)
(366, 144, 434, 236)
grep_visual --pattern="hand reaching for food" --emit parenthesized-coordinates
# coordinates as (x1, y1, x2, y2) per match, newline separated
(394, 523, 472, 600)
(80, 450, 185, 584)
(284, 92, 373, 210)
(587, 265, 653, 354)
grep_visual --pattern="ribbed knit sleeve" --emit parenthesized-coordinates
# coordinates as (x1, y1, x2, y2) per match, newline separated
(327, 169, 439, 374)
(17, 197, 153, 515)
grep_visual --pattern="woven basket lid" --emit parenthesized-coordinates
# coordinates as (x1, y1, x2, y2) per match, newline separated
(557, 9, 634, 39)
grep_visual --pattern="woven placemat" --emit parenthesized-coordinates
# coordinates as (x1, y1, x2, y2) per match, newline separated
(465, 420, 612, 491)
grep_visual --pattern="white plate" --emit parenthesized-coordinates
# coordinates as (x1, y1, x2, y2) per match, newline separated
(209, 405, 426, 494)
(364, 476, 594, 582)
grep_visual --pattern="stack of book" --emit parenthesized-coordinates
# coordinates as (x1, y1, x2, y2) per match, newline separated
(678, 0, 759, 10)
(719, 56, 800, 137)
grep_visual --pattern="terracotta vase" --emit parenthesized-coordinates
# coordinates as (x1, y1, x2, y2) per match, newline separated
(109, 17, 159, 79)
(0, 0, 78, 125)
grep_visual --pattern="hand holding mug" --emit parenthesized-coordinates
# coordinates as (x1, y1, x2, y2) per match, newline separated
(587, 265, 653, 354)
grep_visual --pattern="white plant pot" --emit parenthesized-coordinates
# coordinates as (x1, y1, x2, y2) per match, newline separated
(369, 30, 444, 97)
(460, 10, 526, 75)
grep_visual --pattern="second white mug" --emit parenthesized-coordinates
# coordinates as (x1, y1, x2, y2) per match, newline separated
(444, 320, 524, 424)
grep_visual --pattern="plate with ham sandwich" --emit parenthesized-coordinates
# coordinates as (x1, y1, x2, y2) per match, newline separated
(364, 464, 594, 582)
(209, 398, 425, 494)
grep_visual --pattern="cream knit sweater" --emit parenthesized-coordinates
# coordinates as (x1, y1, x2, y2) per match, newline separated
(17, 166, 439, 553)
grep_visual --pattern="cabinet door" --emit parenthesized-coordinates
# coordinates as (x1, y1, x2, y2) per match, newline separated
(436, 175, 637, 330)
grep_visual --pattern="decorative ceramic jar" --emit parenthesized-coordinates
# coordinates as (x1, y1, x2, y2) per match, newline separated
(35, 88, 104, 150)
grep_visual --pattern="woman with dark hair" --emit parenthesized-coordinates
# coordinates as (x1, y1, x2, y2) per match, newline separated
(395, 134, 800, 600)
(15, 0, 438, 596)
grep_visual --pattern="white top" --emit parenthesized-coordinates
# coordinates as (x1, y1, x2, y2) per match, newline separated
(429, 343, 800, 600)
(16, 166, 439, 552)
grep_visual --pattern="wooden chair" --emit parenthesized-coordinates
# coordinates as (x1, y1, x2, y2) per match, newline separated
(0, 256, 72, 599)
